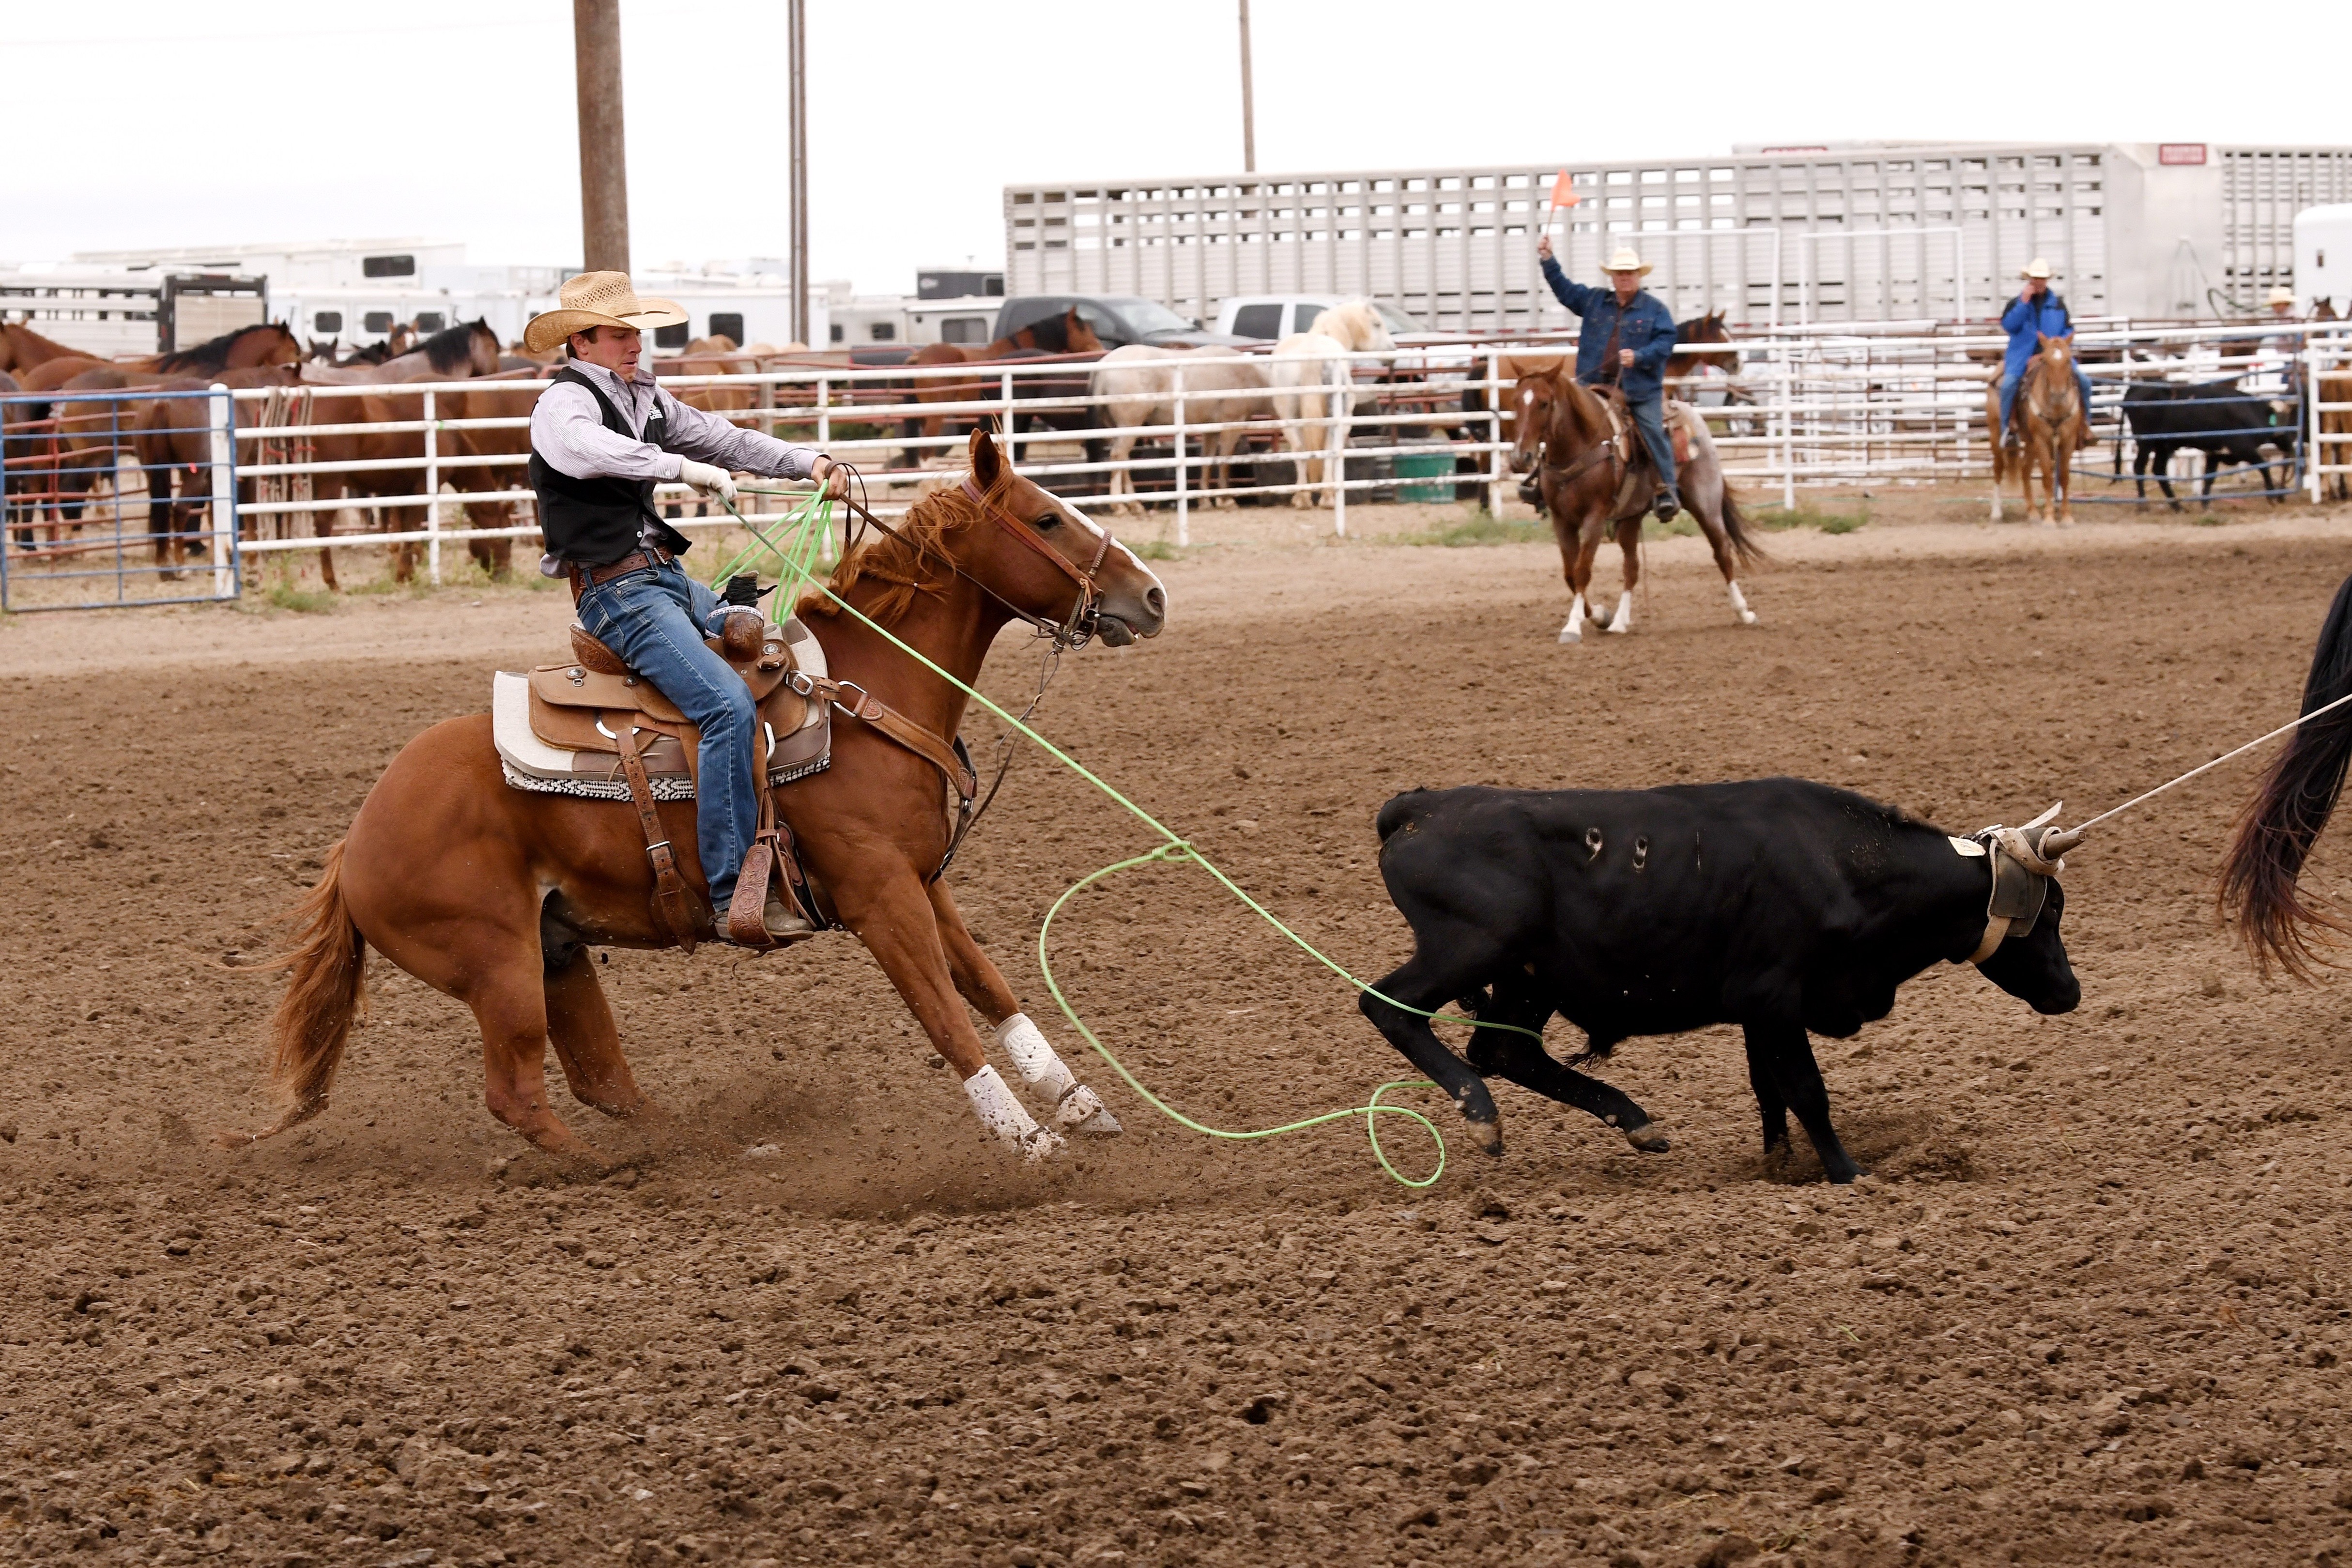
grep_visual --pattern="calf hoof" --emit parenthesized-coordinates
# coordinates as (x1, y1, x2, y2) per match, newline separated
(1826, 1163, 1868, 1186)
(1465, 1117, 1504, 1157)
(1622, 1121, 1671, 1153)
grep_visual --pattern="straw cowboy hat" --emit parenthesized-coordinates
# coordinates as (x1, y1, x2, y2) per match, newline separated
(523, 271, 689, 354)
(2267, 284, 2297, 307)
(1602, 247, 1654, 276)
(2019, 258, 2055, 280)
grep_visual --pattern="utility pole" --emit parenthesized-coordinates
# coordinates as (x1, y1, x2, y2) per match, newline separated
(789, 0, 810, 347)
(1237, 0, 1257, 173)
(572, 0, 630, 273)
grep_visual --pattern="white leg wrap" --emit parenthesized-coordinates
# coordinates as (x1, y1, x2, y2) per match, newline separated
(1725, 580, 1756, 625)
(1560, 594, 1585, 644)
(962, 1064, 1063, 1162)
(996, 1014, 1124, 1135)
(1606, 590, 1634, 633)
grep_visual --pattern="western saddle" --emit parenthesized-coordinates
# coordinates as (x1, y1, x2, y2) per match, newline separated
(522, 607, 977, 954)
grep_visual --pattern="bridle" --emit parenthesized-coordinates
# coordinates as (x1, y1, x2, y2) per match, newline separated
(1536, 377, 1624, 492)
(828, 471, 1114, 650)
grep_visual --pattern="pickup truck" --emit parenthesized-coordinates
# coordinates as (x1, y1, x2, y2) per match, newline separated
(995, 295, 1255, 351)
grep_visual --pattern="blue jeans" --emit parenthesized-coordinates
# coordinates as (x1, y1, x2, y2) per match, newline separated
(1999, 367, 2095, 438)
(574, 560, 758, 911)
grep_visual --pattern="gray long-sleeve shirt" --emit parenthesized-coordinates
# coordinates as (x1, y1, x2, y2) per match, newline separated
(529, 358, 822, 482)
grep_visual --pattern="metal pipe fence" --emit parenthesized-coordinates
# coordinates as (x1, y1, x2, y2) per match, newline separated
(8, 322, 2348, 603)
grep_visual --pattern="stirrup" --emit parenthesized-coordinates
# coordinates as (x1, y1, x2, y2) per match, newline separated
(1653, 489, 1680, 523)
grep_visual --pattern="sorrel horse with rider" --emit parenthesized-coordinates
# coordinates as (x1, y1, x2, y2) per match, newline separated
(1988, 332, 2086, 525)
(1510, 366, 1761, 642)
(226, 427, 1166, 1165)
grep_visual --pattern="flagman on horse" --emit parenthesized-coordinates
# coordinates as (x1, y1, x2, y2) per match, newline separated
(523, 271, 849, 946)
(1536, 234, 1683, 523)
(1998, 258, 2096, 446)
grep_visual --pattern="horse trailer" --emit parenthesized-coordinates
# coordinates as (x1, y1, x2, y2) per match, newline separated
(1006, 141, 2352, 333)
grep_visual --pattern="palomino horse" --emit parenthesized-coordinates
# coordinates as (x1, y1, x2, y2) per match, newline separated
(1087, 344, 1269, 516)
(1512, 369, 1761, 643)
(227, 428, 1167, 1164)
(1268, 301, 1395, 507)
(901, 309, 1105, 453)
(1988, 333, 2085, 524)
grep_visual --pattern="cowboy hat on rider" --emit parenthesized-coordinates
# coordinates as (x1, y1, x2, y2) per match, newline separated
(1533, 236, 1682, 523)
(525, 270, 847, 946)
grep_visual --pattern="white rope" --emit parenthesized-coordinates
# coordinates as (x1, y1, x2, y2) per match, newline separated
(2069, 687, 2352, 835)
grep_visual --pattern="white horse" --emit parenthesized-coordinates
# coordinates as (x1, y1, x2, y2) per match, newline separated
(1088, 344, 1270, 516)
(1267, 300, 1395, 508)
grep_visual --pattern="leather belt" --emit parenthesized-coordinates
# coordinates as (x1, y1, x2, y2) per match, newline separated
(565, 548, 674, 600)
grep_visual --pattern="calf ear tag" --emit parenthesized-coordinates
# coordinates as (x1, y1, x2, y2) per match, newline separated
(1949, 836, 1987, 858)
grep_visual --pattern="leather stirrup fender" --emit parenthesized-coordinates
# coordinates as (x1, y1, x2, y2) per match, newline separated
(615, 718, 700, 953)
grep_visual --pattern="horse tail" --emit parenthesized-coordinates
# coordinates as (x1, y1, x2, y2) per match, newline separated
(1717, 479, 1765, 568)
(2220, 571, 2352, 977)
(264, 839, 368, 1117)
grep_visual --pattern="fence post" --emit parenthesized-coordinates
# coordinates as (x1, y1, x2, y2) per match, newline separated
(2311, 345, 2324, 504)
(1331, 354, 1348, 538)
(1779, 348, 1795, 512)
(1001, 370, 1017, 472)
(208, 384, 236, 599)
(1172, 363, 1188, 548)
(1486, 347, 1504, 515)
(423, 387, 441, 585)
(817, 377, 830, 448)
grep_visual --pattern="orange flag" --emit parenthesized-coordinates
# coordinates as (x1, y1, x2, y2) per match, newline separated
(1549, 170, 1579, 211)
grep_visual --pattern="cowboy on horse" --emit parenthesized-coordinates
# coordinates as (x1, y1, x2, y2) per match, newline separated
(1536, 235, 1682, 523)
(523, 271, 849, 946)
(1998, 259, 2095, 446)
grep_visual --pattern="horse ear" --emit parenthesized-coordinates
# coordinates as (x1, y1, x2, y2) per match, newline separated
(969, 423, 1003, 489)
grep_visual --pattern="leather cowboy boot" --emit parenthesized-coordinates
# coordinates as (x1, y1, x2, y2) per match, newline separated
(1653, 488, 1680, 523)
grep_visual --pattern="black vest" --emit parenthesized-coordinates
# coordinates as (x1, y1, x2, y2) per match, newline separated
(528, 366, 691, 565)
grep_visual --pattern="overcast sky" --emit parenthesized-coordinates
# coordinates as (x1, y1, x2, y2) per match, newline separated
(6, 0, 2347, 294)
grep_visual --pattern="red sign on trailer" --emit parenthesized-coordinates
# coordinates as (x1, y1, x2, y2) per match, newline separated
(2159, 144, 2208, 166)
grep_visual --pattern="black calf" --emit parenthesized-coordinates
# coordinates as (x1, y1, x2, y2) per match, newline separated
(1360, 780, 2081, 1182)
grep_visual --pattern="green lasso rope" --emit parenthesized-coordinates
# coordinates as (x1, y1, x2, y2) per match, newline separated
(714, 485, 1532, 1187)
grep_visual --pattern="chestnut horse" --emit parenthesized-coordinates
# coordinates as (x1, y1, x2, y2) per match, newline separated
(1988, 333, 2084, 525)
(8, 322, 301, 398)
(901, 307, 1105, 452)
(1511, 369, 1761, 643)
(226, 428, 1167, 1164)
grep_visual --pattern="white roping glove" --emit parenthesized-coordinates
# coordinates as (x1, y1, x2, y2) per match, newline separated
(677, 460, 738, 504)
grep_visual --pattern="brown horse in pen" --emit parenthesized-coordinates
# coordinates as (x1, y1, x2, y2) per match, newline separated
(1988, 333, 2085, 525)
(224, 428, 1166, 1164)
(1511, 369, 1761, 643)
(901, 307, 1105, 452)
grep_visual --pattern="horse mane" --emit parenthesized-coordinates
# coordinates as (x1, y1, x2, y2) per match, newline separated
(417, 319, 492, 373)
(1023, 310, 1076, 354)
(796, 473, 1002, 625)
(152, 322, 283, 373)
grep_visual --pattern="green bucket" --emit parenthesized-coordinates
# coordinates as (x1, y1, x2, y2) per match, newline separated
(1394, 452, 1454, 503)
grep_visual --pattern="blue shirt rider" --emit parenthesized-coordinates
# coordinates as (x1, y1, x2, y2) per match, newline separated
(1998, 259, 2096, 445)
(1536, 235, 1683, 522)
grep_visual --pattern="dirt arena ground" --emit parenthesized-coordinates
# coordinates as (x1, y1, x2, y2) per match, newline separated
(7, 493, 2352, 1567)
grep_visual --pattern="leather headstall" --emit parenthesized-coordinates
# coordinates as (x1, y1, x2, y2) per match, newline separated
(955, 477, 1113, 647)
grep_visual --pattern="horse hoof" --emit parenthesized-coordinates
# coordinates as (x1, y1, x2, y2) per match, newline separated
(1737, 611, 1758, 626)
(1623, 1122, 1671, 1153)
(1604, 619, 1631, 636)
(1054, 1085, 1123, 1136)
(1558, 626, 1581, 644)
(211, 1129, 258, 1152)
(1019, 1126, 1067, 1164)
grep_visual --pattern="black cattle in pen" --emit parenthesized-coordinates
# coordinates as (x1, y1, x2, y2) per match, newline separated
(1359, 780, 2081, 1183)
(2116, 377, 2293, 508)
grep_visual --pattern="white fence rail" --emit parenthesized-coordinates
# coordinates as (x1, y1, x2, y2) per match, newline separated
(162, 320, 2352, 581)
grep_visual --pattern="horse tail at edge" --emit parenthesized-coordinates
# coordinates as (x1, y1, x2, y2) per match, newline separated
(226, 840, 367, 1145)
(1717, 477, 1764, 569)
(2220, 571, 2352, 978)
